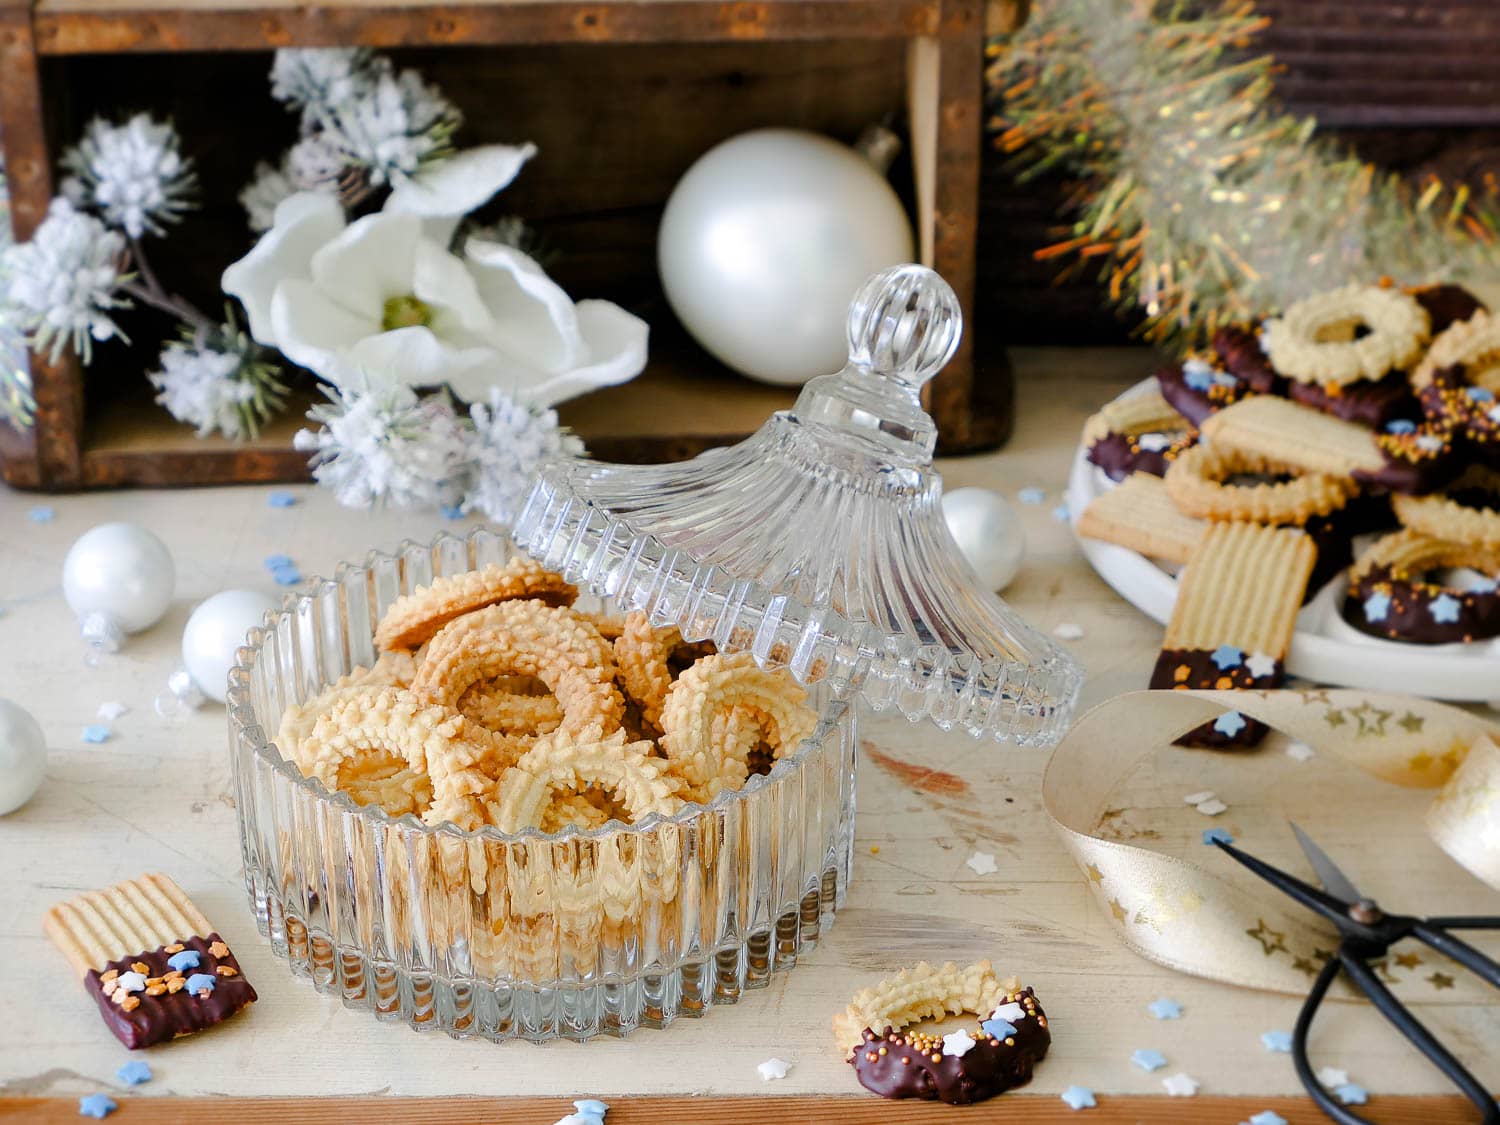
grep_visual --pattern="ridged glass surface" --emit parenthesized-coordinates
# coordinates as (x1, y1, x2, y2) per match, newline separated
(515, 266, 1083, 746)
(228, 529, 857, 1042)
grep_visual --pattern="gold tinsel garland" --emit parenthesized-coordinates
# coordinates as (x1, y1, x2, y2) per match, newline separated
(986, 0, 1500, 350)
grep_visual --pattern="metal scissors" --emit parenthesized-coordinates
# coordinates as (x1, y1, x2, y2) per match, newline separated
(1212, 824, 1500, 1124)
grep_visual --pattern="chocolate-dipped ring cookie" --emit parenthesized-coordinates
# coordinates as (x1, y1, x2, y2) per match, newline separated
(1165, 442, 1355, 524)
(1261, 284, 1430, 386)
(1157, 354, 1253, 426)
(833, 961, 1050, 1105)
(1344, 529, 1500, 645)
(1083, 390, 1196, 480)
(1392, 467, 1500, 546)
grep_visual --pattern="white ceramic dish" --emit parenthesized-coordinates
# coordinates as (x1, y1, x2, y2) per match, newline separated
(1066, 378, 1500, 703)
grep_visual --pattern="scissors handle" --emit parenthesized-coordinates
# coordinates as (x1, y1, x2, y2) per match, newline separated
(1293, 957, 1372, 1125)
(1426, 916, 1500, 930)
(1412, 922, 1500, 990)
(1340, 951, 1500, 1124)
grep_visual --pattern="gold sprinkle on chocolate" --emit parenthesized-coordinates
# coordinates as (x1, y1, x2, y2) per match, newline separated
(120, 996, 141, 1012)
(878, 1047, 887, 1056)
(900, 1057, 910, 1065)
(930, 1053, 942, 1063)
(130, 961, 150, 975)
(209, 941, 230, 958)
(216, 965, 238, 977)
(167, 978, 185, 994)
(1005, 1036, 1016, 1046)
(145, 984, 166, 997)
(164, 943, 185, 954)
(99, 969, 119, 985)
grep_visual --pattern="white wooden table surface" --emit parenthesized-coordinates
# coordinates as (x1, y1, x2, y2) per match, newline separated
(1, 350, 1496, 1112)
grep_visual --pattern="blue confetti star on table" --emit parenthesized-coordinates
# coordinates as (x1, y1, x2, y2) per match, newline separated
(440, 504, 466, 520)
(267, 491, 297, 508)
(1060, 1085, 1096, 1110)
(263, 554, 294, 570)
(1131, 1048, 1168, 1072)
(1203, 827, 1234, 846)
(78, 1094, 117, 1119)
(1333, 1083, 1368, 1106)
(28, 505, 56, 523)
(569, 1099, 609, 1124)
(1430, 594, 1461, 624)
(1384, 419, 1417, 434)
(1018, 487, 1046, 506)
(1246, 1112, 1288, 1125)
(271, 565, 302, 587)
(1363, 591, 1391, 622)
(1259, 1030, 1293, 1053)
(1467, 386, 1496, 403)
(1213, 711, 1247, 738)
(1052, 502, 1071, 523)
(981, 1018, 1017, 1040)
(1147, 997, 1182, 1020)
(1210, 644, 1243, 670)
(81, 725, 112, 744)
(115, 1060, 152, 1086)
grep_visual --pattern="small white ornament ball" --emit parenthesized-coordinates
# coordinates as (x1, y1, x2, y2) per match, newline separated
(942, 487, 1026, 592)
(658, 128, 914, 386)
(182, 589, 279, 703)
(0, 698, 47, 815)
(62, 522, 175, 634)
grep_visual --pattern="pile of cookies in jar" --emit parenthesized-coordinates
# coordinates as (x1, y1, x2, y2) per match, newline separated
(1077, 282, 1499, 738)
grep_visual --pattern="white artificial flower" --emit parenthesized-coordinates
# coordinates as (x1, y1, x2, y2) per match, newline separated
(60, 114, 195, 239)
(463, 387, 584, 524)
(149, 339, 255, 438)
(270, 47, 379, 118)
(240, 157, 299, 234)
(383, 143, 536, 245)
(294, 379, 471, 509)
(0, 198, 129, 363)
(240, 136, 345, 233)
(320, 68, 460, 187)
(222, 192, 647, 406)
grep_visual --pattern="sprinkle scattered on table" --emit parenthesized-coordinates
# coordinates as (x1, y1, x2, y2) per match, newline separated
(756, 1058, 790, 1082)
(1130, 1048, 1167, 1072)
(1196, 797, 1228, 816)
(1053, 623, 1085, 640)
(28, 505, 55, 524)
(1213, 711, 1247, 738)
(1147, 997, 1181, 1020)
(78, 1094, 117, 1119)
(1245, 1112, 1287, 1125)
(440, 504, 466, 520)
(97, 701, 129, 721)
(1203, 827, 1234, 846)
(965, 851, 998, 876)
(1161, 1073, 1199, 1097)
(1317, 1067, 1349, 1088)
(267, 491, 297, 508)
(1333, 1083, 1368, 1106)
(1286, 741, 1315, 762)
(115, 1060, 152, 1086)
(1051, 502, 1071, 523)
(264, 555, 302, 586)
(1018, 487, 1046, 506)
(81, 725, 112, 744)
(264, 554, 294, 570)
(1259, 1030, 1292, 1053)
(553, 1099, 610, 1125)
(1059, 1085, 1096, 1110)
(1183, 790, 1215, 805)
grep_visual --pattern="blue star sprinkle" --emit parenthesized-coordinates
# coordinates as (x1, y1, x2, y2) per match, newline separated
(1211, 371, 1239, 388)
(1247, 1113, 1288, 1125)
(1052, 502, 1071, 523)
(1018, 487, 1046, 506)
(1131, 1048, 1168, 1072)
(28, 505, 56, 523)
(981, 1018, 1017, 1040)
(263, 554, 294, 570)
(1333, 1084, 1368, 1106)
(1148, 997, 1182, 1020)
(267, 491, 297, 508)
(78, 1094, 117, 1119)
(440, 504, 466, 520)
(1430, 594, 1461, 624)
(1203, 827, 1234, 846)
(1213, 711, 1247, 738)
(1363, 591, 1391, 622)
(271, 565, 302, 587)
(115, 1060, 152, 1086)
(1260, 1030, 1293, 1053)
(184, 972, 217, 994)
(1467, 386, 1496, 403)
(1060, 1085, 1096, 1110)
(81, 725, 112, 744)
(166, 949, 201, 972)
(1469, 576, 1498, 594)
(570, 1100, 610, 1124)
(1384, 419, 1417, 434)
(1210, 644, 1243, 671)
(1182, 359, 1214, 392)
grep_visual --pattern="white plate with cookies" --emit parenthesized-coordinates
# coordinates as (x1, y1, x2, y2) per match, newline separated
(1067, 377, 1500, 704)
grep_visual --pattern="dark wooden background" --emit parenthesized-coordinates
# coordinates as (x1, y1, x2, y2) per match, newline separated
(979, 0, 1500, 345)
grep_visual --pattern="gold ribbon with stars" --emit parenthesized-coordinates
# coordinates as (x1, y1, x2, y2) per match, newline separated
(1042, 689, 1499, 1001)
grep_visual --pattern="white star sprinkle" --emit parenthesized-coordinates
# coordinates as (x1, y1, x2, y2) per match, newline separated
(1053, 623, 1085, 640)
(966, 851, 998, 876)
(991, 1001, 1027, 1022)
(1137, 432, 1172, 452)
(1183, 790, 1216, 805)
(1317, 1067, 1349, 1088)
(756, 1058, 791, 1082)
(97, 701, 129, 721)
(1286, 741, 1315, 762)
(942, 1029, 978, 1057)
(1196, 798, 1228, 816)
(1245, 652, 1277, 678)
(1162, 1073, 1199, 1097)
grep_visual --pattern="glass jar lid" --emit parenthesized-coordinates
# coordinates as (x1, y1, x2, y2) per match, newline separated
(514, 265, 1083, 746)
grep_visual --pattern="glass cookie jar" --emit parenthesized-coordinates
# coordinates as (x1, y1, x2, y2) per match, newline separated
(228, 265, 1082, 1042)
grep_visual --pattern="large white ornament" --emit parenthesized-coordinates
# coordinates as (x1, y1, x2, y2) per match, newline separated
(657, 128, 914, 387)
(182, 589, 280, 703)
(0, 698, 47, 815)
(942, 487, 1026, 592)
(62, 522, 175, 634)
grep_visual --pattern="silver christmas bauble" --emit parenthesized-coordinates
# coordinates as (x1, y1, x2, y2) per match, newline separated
(942, 487, 1026, 592)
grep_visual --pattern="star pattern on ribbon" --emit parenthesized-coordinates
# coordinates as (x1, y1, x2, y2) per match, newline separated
(1246, 919, 1288, 956)
(1394, 952, 1423, 970)
(1109, 898, 1128, 922)
(1086, 863, 1104, 884)
(1398, 712, 1426, 733)
(1292, 956, 1319, 976)
(1428, 971, 1455, 990)
(1346, 702, 1393, 738)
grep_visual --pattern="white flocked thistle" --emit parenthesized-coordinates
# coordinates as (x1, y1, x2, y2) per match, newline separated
(294, 380, 472, 509)
(269, 46, 379, 120)
(463, 388, 583, 523)
(149, 319, 287, 439)
(318, 67, 461, 188)
(0, 198, 130, 363)
(60, 114, 196, 240)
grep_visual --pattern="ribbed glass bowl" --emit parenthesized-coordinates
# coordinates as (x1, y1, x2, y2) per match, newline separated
(227, 529, 857, 1042)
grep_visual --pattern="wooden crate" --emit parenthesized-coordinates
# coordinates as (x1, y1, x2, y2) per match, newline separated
(0, 0, 1021, 490)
